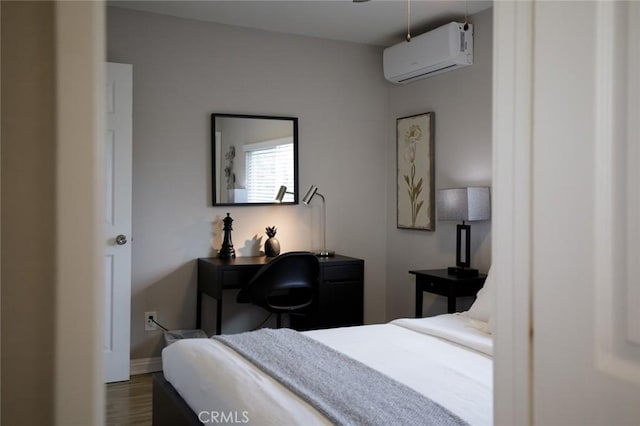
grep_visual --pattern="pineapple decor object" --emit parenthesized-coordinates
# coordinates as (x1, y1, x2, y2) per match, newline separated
(264, 226, 281, 257)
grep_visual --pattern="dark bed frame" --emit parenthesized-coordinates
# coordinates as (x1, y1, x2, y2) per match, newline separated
(152, 372, 202, 426)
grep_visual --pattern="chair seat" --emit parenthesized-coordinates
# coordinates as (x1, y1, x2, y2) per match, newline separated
(266, 293, 313, 312)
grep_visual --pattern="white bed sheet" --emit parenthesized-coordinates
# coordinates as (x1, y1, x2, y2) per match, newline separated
(162, 314, 493, 425)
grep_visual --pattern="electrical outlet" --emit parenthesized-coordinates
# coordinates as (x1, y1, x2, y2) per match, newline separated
(145, 311, 158, 331)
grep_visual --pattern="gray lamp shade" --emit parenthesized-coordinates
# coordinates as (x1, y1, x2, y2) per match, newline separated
(437, 187, 491, 222)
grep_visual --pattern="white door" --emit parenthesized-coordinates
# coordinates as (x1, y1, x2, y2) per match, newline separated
(532, 2, 640, 424)
(104, 62, 133, 383)
(494, 1, 640, 424)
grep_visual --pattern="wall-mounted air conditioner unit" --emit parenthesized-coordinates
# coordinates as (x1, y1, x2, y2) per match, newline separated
(383, 22, 473, 84)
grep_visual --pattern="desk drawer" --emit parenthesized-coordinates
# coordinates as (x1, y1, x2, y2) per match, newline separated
(420, 279, 448, 296)
(221, 269, 256, 289)
(322, 264, 362, 282)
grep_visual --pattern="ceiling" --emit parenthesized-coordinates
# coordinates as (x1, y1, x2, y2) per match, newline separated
(108, 0, 493, 47)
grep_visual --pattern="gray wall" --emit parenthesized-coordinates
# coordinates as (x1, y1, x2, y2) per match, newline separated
(385, 8, 493, 320)
(107, 7, 390, 359)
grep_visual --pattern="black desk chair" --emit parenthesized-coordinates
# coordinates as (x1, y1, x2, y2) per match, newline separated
(237, 251, 320, 328)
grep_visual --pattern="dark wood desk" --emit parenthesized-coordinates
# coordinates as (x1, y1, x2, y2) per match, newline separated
(410, 269, 486, 317)
(197, 254, 364, 334)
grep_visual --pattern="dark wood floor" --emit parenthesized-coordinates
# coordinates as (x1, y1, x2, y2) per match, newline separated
(106, 373, 153, 426)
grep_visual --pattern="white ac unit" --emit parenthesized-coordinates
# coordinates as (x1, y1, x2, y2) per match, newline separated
(383, 22, 473, 84)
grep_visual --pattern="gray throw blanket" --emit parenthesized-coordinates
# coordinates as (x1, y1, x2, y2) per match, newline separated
(214, 328, 469, 426)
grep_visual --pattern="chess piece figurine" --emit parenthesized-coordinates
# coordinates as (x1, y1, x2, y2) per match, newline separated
(218, 213, 236, 259)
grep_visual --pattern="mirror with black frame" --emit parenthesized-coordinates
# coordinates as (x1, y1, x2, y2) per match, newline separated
(212, 113, 298, 206)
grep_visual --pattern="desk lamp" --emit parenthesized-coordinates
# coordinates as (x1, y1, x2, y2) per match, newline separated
(275, 185, 294, 202)
(437, 187, 490, 277)
(302, 185, 334, 257)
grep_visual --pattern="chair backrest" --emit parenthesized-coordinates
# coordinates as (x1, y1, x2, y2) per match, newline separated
(237, 251, 320, 313)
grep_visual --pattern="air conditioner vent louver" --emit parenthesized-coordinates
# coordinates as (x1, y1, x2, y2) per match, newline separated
(398, 64, 458, 83)
(383, 22, 473, 84)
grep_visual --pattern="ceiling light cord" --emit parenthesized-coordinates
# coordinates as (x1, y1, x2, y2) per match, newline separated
(463, 0, 469, 31)
(406, 0, 412, 42)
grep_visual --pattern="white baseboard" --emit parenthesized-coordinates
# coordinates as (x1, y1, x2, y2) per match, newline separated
(130, 357, 162, 375)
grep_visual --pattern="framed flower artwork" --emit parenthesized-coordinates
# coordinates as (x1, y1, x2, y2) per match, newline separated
(397, 112, 435, 230)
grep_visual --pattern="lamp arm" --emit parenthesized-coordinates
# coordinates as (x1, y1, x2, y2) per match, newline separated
(316, 192, 326, 254)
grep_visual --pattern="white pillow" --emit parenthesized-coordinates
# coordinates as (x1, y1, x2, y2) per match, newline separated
(466, 267, 493, 322)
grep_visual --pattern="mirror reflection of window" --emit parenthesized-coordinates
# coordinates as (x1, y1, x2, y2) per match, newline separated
(244, 137, 294, 203)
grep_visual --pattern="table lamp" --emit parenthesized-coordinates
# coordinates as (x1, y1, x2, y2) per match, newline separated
(302, 185, 334, 257)
(437, 187, 490, 277)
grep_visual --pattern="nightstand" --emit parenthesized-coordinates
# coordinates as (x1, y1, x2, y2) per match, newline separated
(410, 269, 487, 317)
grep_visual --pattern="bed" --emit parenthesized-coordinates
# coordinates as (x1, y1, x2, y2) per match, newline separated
(152, 311, 493, 426)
